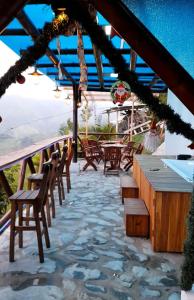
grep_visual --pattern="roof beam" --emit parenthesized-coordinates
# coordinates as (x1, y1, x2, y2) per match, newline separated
(36, 62, 148, 68)
(94, 0, 194, 114)
(0, 0, 28, 34)
(21, 49, 131, 55)
(49, 49, 131, 55)
(47, 71, 155, 77)
(60, 79, 165, 85)
(61, 83, 166, 93)
(16, 10, 76, 85)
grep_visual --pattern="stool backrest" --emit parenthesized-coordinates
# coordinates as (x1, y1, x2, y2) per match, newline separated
(58, 145, 68, 175)
(38, 160, 52, 209)
(50, 150, 60, 187)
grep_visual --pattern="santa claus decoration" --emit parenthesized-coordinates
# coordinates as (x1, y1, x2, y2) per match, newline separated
(110, 80, 131, 106)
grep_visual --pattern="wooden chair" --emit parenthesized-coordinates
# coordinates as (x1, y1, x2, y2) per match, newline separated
(79, 139, 99, 171)
(27, 150, 60, 227)
(103, 146, 122, 175)
(122, 142, 136, 171)
(87, 140, 103, 163)
(9, 161, 51, 263)
(124, 143, 144, 171)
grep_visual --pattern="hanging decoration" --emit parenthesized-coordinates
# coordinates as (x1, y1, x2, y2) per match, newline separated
(77, 23, 88, 91)
(0, 0, 193, 143)
(16, 74, 25, 84)
(110, 80, 131, 105)
(143, 119, 161, 153)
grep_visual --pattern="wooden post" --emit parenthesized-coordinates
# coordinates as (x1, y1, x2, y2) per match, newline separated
(116, 110, 119, 138)
(73, 84, 79, 163)
(27, 157, 36, 174)
(18, 159, 28, 190)
(0, 171, 13, 197)
(130, 100, 135, 141)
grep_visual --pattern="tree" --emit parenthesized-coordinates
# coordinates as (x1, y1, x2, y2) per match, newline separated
(59, 118, 73, 135)
(80, 101, 92, 137)
(181, 187, 194, 291)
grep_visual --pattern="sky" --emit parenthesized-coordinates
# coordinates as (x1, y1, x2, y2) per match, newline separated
(0, 41, 119, 155)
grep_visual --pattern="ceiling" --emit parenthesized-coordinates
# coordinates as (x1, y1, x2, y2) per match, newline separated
(0, 1, 167, 94)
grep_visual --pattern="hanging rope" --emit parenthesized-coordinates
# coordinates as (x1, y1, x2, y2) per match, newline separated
(77, 23, 88, 91)
(56, 36, 63, 80)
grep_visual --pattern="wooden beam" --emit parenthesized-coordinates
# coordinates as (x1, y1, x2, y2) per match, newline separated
(0, 171, 13, 197)
(36, 62, 148, 68)
(0, 0, 28, 34)
(17, 10, 76, 85)
(47, 71, 155, 77)
(21, 48, 132, 55)
(93, 0, 194, 114)
(61, 83, 166, 93)
(52, 48, 131, 55)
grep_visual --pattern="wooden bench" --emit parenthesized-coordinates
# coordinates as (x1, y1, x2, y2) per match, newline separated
(124, 198, 149, 238)
(120, 176, 139, 204)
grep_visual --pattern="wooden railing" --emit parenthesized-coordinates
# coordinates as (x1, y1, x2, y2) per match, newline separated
(79, 132, 131, 141)
(0, 135, 70, 230)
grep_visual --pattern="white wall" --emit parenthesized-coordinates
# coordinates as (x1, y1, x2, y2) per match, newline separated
(165, 90, 194, 155)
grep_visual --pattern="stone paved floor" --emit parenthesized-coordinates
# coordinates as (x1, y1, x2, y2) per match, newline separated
(0, 160, 183, 300)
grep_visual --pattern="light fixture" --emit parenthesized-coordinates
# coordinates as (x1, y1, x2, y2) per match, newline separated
(104, 25, 112, 36)
(53, 81, 61, 99)
(110, 73, 118, 78)
(28, 66, 43, 77)
(28, 65, 43, 85)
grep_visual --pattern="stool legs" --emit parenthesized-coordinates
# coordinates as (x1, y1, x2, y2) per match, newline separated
(9, 202, 17, 262)
(33, 205, 44, 263)
(18, 204, 23, 248)
(41, 207, 50, 248)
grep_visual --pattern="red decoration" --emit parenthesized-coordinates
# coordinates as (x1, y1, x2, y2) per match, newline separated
(187, 142, 194, 149)
(16, 74, 25, 84)
(111, 80, 131, 106)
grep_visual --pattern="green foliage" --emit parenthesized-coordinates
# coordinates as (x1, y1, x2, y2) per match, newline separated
(181, 188, 194, 291)
(0, 165, 20, 217)
(59, 118, 73, 135)
(158, 93, 167, 105)
(80, 103, 92, 123)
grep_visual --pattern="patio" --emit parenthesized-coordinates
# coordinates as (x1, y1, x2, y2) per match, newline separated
(0, 160, 182, 300)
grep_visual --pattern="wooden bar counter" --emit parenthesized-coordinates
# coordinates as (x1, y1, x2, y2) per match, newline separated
(133, 155, 192, 252)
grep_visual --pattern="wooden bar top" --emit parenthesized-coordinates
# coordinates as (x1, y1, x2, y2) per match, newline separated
(134, 155, 192, 193)
(0, 135, 69, 171)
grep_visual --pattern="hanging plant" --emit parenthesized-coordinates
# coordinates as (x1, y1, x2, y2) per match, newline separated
(0, 0, 193, 142)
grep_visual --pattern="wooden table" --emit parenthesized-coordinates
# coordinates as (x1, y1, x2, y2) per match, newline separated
(133, 155, 192, 252)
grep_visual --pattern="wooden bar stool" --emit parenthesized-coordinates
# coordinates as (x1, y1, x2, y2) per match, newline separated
(27, 151, 60, 227)
(62, 142, 73, 193)
(9, 162, 51, 263)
